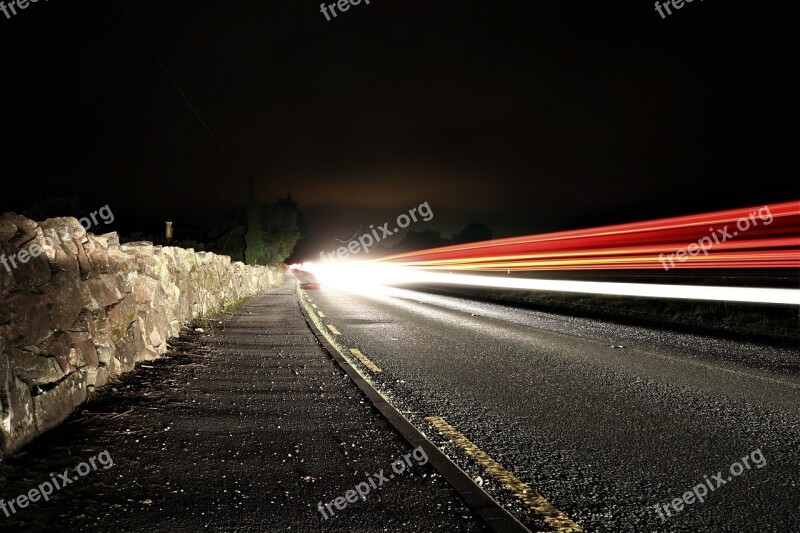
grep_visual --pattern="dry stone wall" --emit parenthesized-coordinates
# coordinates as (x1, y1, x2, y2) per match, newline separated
(0, 213, 283, 460)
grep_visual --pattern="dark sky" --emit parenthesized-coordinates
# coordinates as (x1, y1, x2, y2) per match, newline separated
(1, 1, 795, 256)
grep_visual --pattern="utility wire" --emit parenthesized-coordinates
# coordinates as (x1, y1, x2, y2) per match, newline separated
(335, 222, 364, 244)
(116, 0, 243, 174)
(117, 1, 249, 256)
(221, 206, 243, 254)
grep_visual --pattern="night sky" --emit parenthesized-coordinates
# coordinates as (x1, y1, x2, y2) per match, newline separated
(1, 1, 795, 258)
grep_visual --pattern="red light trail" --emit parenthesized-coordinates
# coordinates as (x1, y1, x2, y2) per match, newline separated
(373, 201, 800, 272)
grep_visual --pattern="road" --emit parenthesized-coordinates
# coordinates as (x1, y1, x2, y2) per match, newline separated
(295, 275, 800, 532)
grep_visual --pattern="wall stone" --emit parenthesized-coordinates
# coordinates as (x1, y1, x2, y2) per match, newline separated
(0, 214, 283, 460)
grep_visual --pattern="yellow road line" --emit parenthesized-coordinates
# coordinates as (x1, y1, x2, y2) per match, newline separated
(349, 349, 382, 373)
(425, 416, 582, 533)
(327, 324, 341, 335)
(312, 304, 318, 309)
(318, 311, 326, 318)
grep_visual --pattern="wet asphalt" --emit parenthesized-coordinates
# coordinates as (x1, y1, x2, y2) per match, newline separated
(0, 281, 487, 532)
(299, 281, 800, 532)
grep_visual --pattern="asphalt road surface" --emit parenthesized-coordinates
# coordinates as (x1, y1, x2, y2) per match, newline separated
(296, 275, 800, 532)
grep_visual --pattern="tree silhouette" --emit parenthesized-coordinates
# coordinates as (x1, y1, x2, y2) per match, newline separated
(245, 174, 267, 265)
(450, 223, 492, 245)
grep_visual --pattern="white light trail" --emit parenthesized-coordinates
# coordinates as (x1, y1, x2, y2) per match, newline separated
(293, 262, 800, 305)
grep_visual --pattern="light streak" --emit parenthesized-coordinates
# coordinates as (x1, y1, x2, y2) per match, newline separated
(371, 201, 800, 271)
(292, 202, 800, 305)
(294, 263, 800, 305)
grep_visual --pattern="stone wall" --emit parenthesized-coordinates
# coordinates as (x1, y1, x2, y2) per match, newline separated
(0, 214, 283, 460)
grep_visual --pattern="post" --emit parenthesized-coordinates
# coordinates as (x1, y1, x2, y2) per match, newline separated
(165, 221, 173, 243)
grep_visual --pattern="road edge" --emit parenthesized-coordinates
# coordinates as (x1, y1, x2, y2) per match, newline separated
(293, 280, 532, 533)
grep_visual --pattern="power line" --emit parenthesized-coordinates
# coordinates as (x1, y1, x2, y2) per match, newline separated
(335, 222, 365, 244)
(221, 206, 243, 254)
(116, 0, 243, 174)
